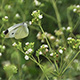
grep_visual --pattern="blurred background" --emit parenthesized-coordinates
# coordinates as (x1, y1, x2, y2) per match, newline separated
(0, 0, 80, 80)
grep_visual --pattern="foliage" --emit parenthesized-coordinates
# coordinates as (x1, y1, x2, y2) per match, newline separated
(0, 0, 80, 80)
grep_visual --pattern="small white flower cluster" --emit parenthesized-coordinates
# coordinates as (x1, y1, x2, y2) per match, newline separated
(25, 48, 33, 54)
(67, 37, 72, 40)
(40, 44, 48, 48)
(34, 0, 41, 6)
(39, 44, 48, 55)
(39, 51, 42, 55)
(24, 42, 33, 60)
(2, 45, 6, 49)
(73, 5, 80, 12)
(50, 53, 54, 56)
(36, 32, 55, 43)
(8, 5, 11, 9)
(4, 16, 8, 19)
(0, 52, 2, 57)
(32, 10, 43, 19)
(54, 29, 63, 36)
(62, 27, 66, 30)
(59, 49, 63, 54)
(38, 15, 43, 19)
(24, 55, 29, 60)
(15, 13, 20, 18)
(67, 26, 71, 31)
(73, 59, 78, 63)
(32, 10, 37, 14)
(12, 42, 17, 46)
(25, 42, 29, 45)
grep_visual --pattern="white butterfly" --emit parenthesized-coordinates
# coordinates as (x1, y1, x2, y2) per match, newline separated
(3, 22, 29, 39)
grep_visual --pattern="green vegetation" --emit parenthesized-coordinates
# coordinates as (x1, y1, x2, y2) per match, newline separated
(0, 0, 80, 80)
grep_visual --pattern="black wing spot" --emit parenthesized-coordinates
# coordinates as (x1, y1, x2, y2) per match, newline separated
(3, 30, 8, 35)
(12, 33, 14, 35)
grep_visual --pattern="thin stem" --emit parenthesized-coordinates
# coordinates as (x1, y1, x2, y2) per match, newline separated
(30, 56, 49, 80)
(38, 22, 52, 52)
(67, 8, 73, 28)
(51, 0, 62, 29)
(51, 0, 66, 47)
(59, 54, 63, 73)
(41, 10, 57, 23)
(54, 60, 59, 72)
(62, 50, 80, 75)
(72, 16, 80, 32)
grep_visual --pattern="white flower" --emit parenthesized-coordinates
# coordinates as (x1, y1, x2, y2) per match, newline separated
(34, 0, 41, 6)
(29, 21, 32, 25)
(41, 39, 45, 43)
(50, 36, 55, 40)
(50, 53, 53, 56)
(56, 44, 59, 47)
(47, 33, 51, 37)
(79, 46, 80, 49)
(5, 16, 8, 19)
(67, 26, 71, 30)
(73, 8, 77, 12)
(22, 64, 26, 68)
(62, 27, 66, 30)
(77, 5, 80, 8)
(41, 44, 48, 48)
(0, 53, 2, 57)
(25, 42, 29, 45)
(59, 49, 63, 54)
(37, 32, 41, 37)
(74, 59, 78, 63)
(65, 55, 69, 60)
(12, 42, 17, 46)
(38, 15, 43, 19)
(25, 51, 29, 54)
(27, 48, 33, 53)
(2, 45, 5, 49)
(25, 55, 29, 60)
(44, 44, 48, 48)
(8, 5, 11, 8)
(39, 51, 42, 55)
(15, 13, 20, 18)
(56, 39, 59, 42)
(67, 37, 72, 40)
(44, 32, 48, 35)
(32, 10, 37, 14)
(45, 49, 48, 52)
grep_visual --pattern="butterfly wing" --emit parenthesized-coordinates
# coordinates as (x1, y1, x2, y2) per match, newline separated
(4, 23, 23, 38)
(15, 23, 29, 39)
(5, 28, 18, 38)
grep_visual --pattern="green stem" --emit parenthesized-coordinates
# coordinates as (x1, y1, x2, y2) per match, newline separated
(59, 54, 63, 73)
(41, 10, 57, 23)
(72, 16, 80, 32)
(67, 8, 73, 28)
(62, 50, 80, 75)
(38, 22, 52, 52)
(30, 56, 49, 80)
(51, 0, 62, 29)
(51, 0, 66, 47)
(54, 60, 59, 72)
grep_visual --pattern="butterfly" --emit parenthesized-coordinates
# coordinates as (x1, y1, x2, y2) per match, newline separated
(3, 22, 29, 39)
